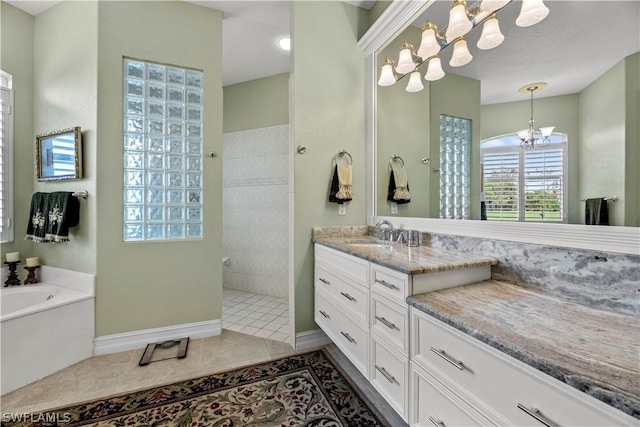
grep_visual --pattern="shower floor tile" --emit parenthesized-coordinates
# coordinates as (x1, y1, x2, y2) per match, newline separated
(222, 289, 290, 343)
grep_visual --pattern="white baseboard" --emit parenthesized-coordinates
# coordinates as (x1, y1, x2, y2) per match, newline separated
(94, 319, 221, 355)
(295, 328, 331, 350)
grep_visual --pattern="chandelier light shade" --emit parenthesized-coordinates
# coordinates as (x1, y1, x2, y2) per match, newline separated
(406, 70, 425, 92)
(417, 22, 441, 60)
(518, 82, 554, 149)
(516, 0, 550, 27)
(378, 57, 398, 86)
(446, 0, 473, 42)
(477, 15, 504, 50)
(450, 38, 473, 67)
(396, 42, 418, 74)
(425, 56, 445, 81)
(479, 0, 510, 14)
(376, 0, 551, 91)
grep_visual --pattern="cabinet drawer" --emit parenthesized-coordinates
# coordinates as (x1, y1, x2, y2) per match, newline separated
(370, 293, 409, 355)
(411, 308, 634, 427)
(410, 362, 491, 427)
(316, 264, 368, 324)
(315, 291, 368, 376)
(370, 263, 409, 304)
(315, 244, 368, 286)
(370, 335, 409, 421)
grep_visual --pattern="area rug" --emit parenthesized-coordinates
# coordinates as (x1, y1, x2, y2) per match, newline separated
(5, 349, 387, 427)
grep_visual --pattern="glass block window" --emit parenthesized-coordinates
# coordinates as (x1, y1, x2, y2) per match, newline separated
(439, 115, 471, 220)
(0, 71, 14, 243)
(481, 133, 567, 223)
(123, 59, 203, 241)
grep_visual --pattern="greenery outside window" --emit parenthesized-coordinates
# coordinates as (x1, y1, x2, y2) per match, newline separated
(0, 71, 14, 243)
(123, 59, 204, 241)
(481, 133, 567, 223)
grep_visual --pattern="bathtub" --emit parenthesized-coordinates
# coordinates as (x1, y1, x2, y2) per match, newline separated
(1, 267, 95, 395)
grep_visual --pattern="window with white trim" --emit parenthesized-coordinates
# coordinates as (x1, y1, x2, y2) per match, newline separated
(1, 71, 14, 243)
(481, 133, 567, 223)
(123, 59, 204, 241)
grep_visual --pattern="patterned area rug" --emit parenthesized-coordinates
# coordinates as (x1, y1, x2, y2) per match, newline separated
(6, 349, 386, 426)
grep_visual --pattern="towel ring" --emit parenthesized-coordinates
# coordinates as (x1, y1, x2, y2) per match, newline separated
(332, 149, 352, 166)
(389, 155, 405, 169)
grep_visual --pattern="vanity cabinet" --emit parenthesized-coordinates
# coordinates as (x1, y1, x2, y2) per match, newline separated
(410, 307, 636, 427)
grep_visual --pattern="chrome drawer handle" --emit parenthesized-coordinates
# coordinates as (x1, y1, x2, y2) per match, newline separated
(375, 365, 398, 384)
(428, 417, 445, 427)
(319, 277, 331, 285)
(375, 279, 399, 290)
(517, 404, 559, 427)
(319, 310, 330, 319)
(375, 315, 398, 330)
(430, 347, 464, 370)
(340, 331, 356, 344)
(340, 292, 356, 302)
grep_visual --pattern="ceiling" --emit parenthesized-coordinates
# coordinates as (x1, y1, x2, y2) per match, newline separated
(6, 1, 639, 103)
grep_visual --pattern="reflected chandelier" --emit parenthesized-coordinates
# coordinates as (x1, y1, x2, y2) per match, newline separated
(378, 0, 550, 92)
(517, 82, 555, 150)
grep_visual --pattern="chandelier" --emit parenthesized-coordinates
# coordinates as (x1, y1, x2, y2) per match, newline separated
(378, 0, 550, 92)
(517, 82, 555, 150)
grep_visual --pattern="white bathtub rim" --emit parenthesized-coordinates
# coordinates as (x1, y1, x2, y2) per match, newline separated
(1, 283, 94, 323)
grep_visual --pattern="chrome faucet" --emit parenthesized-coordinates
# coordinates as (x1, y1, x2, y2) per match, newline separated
(374, 220, 396, 243)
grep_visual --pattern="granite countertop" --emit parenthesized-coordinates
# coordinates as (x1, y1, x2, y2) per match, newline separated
(407, 280, 640, 419)
(313, 233, 497, 275)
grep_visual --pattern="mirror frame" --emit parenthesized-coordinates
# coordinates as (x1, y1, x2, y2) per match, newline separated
(359, 1, 639, 255)
(36, 126, 83, 182)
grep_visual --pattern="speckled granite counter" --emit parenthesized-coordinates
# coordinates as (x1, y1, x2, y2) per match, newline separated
(407, 280, 640, 418)
(312, 228, 497, 275)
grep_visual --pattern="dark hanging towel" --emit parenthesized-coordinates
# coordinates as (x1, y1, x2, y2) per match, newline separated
(25, 192, 48, 242)
(387, 171, 410, 205)
(328, 165, 351, 204)
(585, 198, 608, 225)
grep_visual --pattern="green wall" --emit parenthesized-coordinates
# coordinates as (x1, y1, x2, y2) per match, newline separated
(624, 53, 639, 227)
(223, 73, 289, 133)
(292, 1, 368, 334)
(95, 1, 223, 336)
(32, 1, 98, 273)
(376, 25, 431, 219)
(0, 2, 34, 258)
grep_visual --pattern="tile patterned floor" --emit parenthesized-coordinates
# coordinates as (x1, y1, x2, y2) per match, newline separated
(222, 288, 290, 343)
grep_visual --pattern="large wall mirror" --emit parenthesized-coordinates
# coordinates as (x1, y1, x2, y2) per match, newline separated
(360, 0, 640, 254)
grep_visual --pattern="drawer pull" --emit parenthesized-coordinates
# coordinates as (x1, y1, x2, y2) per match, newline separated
(340, 292, 356, 302)
(319, 277, 331, 285)
(517, 404, 559, 427)
(430, 347, 464, 370)
(375, 315, 399, 330)
(340, 331, 356, 344)
(319, 310, 330, 319)
(428, 417, 445, 427)
(375, 279, 399, 290)
(375, 365, 398, 384)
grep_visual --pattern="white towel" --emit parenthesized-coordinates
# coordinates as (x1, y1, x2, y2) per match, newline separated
(392, 165, 410, 201)
(336, 164, 353, 200)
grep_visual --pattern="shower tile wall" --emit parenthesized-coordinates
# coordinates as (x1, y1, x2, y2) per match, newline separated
(223, 125, 289, 298)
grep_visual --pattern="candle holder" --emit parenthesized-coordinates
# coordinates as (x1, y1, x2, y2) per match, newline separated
(24, 266, 40, 285)
(4, 261, 21, 287)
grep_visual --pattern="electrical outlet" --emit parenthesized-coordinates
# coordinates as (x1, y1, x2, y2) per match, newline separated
(391, 202, 398, 215)
(338, 204, 347, 215)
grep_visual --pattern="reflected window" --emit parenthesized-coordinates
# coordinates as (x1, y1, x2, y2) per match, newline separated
(122, 59, 204, 241)
(440, 115, 471, 220)
(0, 70, 13, 243)
(481, 133, 567, 223)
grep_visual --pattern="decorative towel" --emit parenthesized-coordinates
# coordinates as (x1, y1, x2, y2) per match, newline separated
(336, 164, 353, 200)
(329, 165, 352, 204)
(585, 198, 608, 225)
(387, 165, 411, 204)
(25, 192, 48, 242)
(26, 192, 80, 243)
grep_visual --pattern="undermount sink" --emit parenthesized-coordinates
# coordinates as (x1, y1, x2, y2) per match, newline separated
(348, 243, 391, 249)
